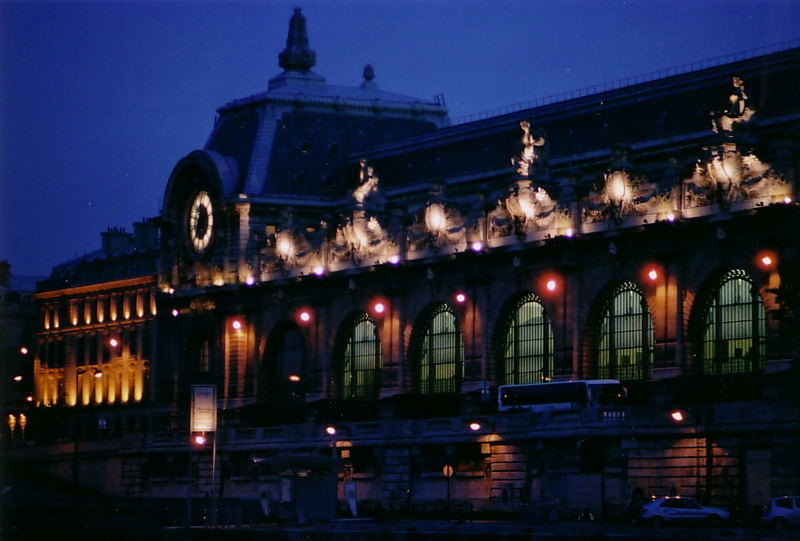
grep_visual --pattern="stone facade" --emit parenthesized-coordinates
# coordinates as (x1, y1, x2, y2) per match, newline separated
(12, 9, 800, 522)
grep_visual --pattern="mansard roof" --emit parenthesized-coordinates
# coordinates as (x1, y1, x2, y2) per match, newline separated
(352, 47, 800, 194)
(181, 8, 449, 202)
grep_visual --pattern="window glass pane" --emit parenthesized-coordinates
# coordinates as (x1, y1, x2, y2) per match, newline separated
(595, 283, 652, 381)
(701, 270, 766, 374)
(503, 294, 553, 384)
(418, 305, 463, 394)
(341, 315, 381, 398)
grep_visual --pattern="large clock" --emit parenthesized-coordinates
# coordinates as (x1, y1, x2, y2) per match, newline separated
(187, 190, 214, 254)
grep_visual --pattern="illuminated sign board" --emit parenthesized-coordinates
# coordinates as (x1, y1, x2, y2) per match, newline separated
(190, 384, 217, 433)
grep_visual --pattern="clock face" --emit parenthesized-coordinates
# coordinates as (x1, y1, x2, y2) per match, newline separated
(188, 190, 214, 254)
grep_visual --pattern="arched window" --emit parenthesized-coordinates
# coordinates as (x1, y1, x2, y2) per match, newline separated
(340, 314, 382, 399)
(417, 304, 464, 394)
(594, 282, 653, 381)
(502, 294, 554, 384)
(261, 321, 306, 407)
(699, 269, 766, 375)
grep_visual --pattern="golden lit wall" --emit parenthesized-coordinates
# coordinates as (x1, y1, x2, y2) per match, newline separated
(34, 278, 156, 408)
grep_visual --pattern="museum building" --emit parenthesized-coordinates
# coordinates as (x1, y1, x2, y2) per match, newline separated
(15, 9, 800, 520)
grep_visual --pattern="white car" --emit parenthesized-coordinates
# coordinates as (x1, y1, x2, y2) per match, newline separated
(640, 496, 729, 527)
(764, 496, 800, 529)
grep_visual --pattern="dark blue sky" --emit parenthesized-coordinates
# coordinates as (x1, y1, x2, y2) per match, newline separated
(2, 0, 800, 277)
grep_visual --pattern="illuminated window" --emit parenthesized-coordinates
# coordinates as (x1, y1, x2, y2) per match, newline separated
(502, 294, 554, 384)
(225, 320, 247, 399)
(594, 282, 653, 381)
(699, 269, 766, 375)
(198, 339, 210, 373)
(416, 304, 464, 394)
(340, 314, 382, 399)
(84, 298, 94, 325)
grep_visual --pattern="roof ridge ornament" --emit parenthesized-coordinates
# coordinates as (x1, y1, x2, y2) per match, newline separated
(278, 8, 316, 73)
(361, 64, 377, 90)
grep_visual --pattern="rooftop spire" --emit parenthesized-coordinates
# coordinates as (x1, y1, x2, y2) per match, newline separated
(278, 7, 316, 72)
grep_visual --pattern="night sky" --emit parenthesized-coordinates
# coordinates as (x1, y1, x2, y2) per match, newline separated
(2, 0, 800, 278)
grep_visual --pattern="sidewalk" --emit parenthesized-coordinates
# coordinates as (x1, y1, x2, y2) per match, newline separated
(162, 519, 789, 541)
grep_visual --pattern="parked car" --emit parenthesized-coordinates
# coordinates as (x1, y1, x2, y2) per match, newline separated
(764, 496, 800, 529)
(640, 496, 729, 527)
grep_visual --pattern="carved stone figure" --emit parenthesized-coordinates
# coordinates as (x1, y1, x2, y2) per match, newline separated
(512, 120, 545, 177)
(354, 159, 380, 207)
(712, 76, 755, 134)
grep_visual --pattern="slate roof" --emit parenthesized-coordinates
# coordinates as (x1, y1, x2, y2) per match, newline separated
(190, 8, 449, 202)
(353, 47, 800, 194)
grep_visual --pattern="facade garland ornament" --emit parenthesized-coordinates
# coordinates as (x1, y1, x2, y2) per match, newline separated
(407, 182, 466, 252)
(584, 148, 660, 224)
(248, 79, 791, 281)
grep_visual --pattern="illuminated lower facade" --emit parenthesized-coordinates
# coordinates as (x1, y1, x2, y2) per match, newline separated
(34, 277, 156, 408)
(10, 10, 800, 524)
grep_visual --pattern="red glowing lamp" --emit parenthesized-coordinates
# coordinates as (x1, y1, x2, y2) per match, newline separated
(757, 250, 777, 270)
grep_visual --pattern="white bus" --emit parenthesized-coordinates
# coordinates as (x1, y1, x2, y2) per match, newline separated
(497, 379, 626, 412)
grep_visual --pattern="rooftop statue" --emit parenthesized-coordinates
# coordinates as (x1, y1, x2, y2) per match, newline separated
(513, 120, 545, 178)
(353, 159, 380, 207)
(712, 76, 754, 133)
